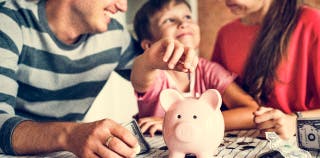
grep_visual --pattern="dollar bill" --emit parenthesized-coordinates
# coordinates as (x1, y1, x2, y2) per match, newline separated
(123, 119, 150, 154)
(297, 117, 320, 151)
(263, 132, 312, 158)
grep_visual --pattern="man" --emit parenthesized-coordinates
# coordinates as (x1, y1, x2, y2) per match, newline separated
(0, 0, 197, 157)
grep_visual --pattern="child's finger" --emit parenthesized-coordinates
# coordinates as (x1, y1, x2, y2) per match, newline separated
(139, 121, 152, 134)
(138, 117, 154, 126)
(181, 47, 195, 70)
(167, 42, 185, 69)
(162, 39, 175, 62)
(173, 63, 189, 72)
(149, 124, 162, 137)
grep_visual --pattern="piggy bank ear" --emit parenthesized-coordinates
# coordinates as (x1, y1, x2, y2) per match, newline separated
(199, 89, 222, 110)
(160, 89, 184, 112)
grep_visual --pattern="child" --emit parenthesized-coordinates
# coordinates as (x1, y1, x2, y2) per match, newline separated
(131, 0, 259, 136)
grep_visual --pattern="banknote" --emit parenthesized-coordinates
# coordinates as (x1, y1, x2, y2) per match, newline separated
(297, 117, 320, 151)
(123, 119, 150, 154)
(263, 132, 312, 158)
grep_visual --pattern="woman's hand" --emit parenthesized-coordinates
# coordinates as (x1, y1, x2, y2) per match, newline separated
(138, 117, 163, 137)
(253, 107, 297, 139)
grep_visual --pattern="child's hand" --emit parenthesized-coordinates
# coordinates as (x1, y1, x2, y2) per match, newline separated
(253, 106, 296, 139)
(138, 117, 163, 137)
(143, 38, 198, 73)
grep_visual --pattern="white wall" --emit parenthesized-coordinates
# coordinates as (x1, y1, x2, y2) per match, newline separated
(83, 72, 138, 124)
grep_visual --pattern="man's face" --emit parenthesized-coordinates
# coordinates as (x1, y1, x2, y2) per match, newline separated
(149, 3, 200, 49)
(72, 0, 127, 33)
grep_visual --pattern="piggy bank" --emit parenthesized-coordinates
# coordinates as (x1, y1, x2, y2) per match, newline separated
(160, 89, 225, 158)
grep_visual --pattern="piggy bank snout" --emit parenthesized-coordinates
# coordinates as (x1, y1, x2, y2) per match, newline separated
(174, 123, 198, 143)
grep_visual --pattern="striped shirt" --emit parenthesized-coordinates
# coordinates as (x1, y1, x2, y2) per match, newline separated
(0, 0, 141, 154)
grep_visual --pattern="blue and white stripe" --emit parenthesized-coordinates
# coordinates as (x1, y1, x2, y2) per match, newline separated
(0, 0, 141, 155)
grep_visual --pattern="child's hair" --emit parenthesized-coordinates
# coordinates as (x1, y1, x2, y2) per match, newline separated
(242, 0, 303, 104)
(134, 0, 191, 43)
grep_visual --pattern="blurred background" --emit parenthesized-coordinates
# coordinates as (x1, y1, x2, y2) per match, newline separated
(102, 0, 320, 123)
(116, 0, 320, 59)
(198, 0, 320, 59)
(120, 0, 320, 59)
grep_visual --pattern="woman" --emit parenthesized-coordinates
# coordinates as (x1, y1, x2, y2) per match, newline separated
(212, 0, 320, 139)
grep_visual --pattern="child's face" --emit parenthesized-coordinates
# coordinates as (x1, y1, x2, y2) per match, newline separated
(225, 0, 266, 16)
(149, 3, 200, 49)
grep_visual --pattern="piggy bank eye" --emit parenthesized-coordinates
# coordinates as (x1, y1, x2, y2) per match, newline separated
(193, 115, 197, 119)
(177, 114, 182, 119)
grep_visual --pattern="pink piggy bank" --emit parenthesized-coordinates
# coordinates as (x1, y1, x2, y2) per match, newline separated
(160, 89, 225, 158)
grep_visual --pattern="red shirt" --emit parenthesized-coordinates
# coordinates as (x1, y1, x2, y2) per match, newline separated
(212, 6, 320, 113)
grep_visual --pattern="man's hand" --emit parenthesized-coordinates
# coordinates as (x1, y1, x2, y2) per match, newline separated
(12, 119, 139, 158)
(253, 107, 296, 139)
(66, 119, 139, 158)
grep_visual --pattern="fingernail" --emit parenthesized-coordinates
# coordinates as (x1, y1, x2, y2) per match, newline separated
(134, 145, 141, 155)
(184, 63, 191, 69)
(168, 63, 174, 69)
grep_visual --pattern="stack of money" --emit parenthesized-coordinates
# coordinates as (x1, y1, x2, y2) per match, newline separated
(297, 117, 320, 151)
(123, 119, 151, 155)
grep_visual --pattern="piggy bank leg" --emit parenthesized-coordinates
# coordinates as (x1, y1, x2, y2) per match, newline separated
(168, 151, 185, 158)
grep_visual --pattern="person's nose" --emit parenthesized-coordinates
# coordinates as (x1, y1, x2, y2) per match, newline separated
(178, 20, 188, 29)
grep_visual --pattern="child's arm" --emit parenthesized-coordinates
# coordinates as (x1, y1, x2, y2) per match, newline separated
(222, 82, 260, 130)
(131, 38, 197, 93)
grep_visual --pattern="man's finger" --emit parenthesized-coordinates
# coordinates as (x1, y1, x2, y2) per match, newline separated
(104, 136, 136, 158)
(109, 123, 138, 148)
(96, 143, 122, 158)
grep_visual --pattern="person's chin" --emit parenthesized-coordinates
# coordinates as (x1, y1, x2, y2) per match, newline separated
(179, 39, 197, 48)
(230, 8, 244, 15)
(95, 25, 108, 33)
